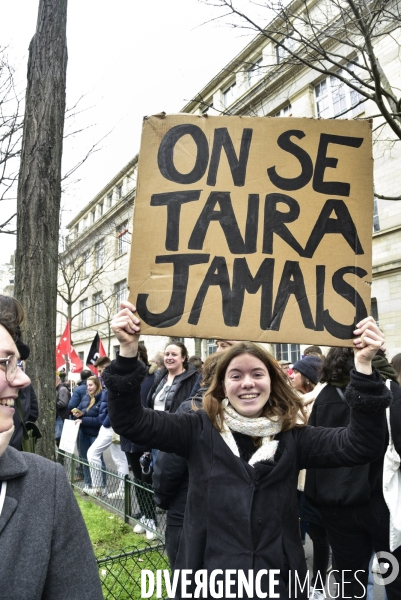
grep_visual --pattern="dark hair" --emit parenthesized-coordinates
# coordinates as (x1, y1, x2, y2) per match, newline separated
(203, 342, 307, 432)
(94, 356, 111, 368)
(138, 341, 149, 366)
(80, 369, 93, 381)
(0, 295, 25, 340)
(189, 355, 203, 371)
(304, 345, 322, 356)
(320, 347, 354, 383)
(391, 353, 401, 385)
(165, 341, 189, 370)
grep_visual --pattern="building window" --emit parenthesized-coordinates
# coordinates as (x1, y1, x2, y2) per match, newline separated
(276, 36, 295, 64)
(115, 280, 127, 311)
(373, 196, 380, 232)
(117, 221, 129, 256)
(74, 224, 79, 238)
(82, 251, 90, 278)
(222, 81, 237, 108)
(80, 298, 89, 328)
(95, 239, 105, 270)
(83, 215, 88, 230)
(99, 201, 104, 217)
(207, 339, 217, 355)
(107, 193, 113, 208)
(117, 184, 123, 199)
(247, 58, 263, 88)
(113, 345, 120, 359)
(93, 292, 103, 324)
(78, 351, 84, 363)
(315, 64, 364, 119)
(91, 210, 96, 224)
(275, 104, 292, 117)
(275, 343, 300, 364)
(371, 298, 379, 326)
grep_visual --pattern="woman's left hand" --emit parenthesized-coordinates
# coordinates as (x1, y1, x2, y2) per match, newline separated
(353, 316, 384, 374)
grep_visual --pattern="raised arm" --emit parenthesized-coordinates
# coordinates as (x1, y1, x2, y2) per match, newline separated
(297, 317, 392, 469)
(104, 302, 203, 458)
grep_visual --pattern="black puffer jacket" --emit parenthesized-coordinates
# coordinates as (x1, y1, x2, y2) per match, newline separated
(305, 379, 401, 506)
(147, 364, 198, 413)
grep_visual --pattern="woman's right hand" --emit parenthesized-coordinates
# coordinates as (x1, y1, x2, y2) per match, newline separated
(111, 301, 141, 357)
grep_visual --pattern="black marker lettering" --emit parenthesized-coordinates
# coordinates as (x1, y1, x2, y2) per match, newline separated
(207, 128, 253, 187)
(269, 261, 315, 330)
(313, 134, 363, 196)
(151, 190, 201, 251)
(157, 124, 209, 184)
(323, 266, 368, 339)
(304, 200, 363, 258)
(136, 254, 210, 327)
(263, 193, 304, 256)
(267, 130, 313, 191)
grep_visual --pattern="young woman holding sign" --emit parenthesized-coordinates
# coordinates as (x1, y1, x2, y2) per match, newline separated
(104, 301, 391, 600)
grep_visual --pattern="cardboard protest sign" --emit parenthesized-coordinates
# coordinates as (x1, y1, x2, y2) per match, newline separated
(128, 114, 373, 346)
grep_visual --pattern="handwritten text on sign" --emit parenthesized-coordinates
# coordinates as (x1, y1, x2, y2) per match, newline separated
(129, 115, 373, 346)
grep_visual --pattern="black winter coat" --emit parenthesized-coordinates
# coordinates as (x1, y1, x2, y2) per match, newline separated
(105, 356, 391, 599)
(153, 398, 202, 527)
(305, 380, 401, 507)
(147, 364, 198, 413)
(121, 364, 156, 454)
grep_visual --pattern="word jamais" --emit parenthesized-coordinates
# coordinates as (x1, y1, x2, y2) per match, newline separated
(132, 119, 369, 340)
(141, 569, 367, 599)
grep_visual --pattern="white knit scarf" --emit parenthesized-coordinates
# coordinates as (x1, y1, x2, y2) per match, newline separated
(219, 399, 282, 467)
(0, 425, 14, 458)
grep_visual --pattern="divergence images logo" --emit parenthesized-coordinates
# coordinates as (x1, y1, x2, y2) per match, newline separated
(373, 552, 399, 586)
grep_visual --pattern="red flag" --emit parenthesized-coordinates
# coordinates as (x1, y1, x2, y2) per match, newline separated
(69, 348, 84, 373)
(56, 320, 83, 373)
(56, 321, 71, 369)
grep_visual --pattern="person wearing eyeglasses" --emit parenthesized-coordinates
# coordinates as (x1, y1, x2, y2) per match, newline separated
(0, 299, 103, 599)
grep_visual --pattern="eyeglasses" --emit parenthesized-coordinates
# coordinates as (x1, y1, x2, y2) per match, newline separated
(0, 355, 18, 383)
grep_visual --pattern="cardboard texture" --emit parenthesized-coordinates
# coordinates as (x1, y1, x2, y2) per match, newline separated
(128, 114, 373, 346)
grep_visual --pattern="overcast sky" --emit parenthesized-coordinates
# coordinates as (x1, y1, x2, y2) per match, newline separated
(0, 0, 260, 265)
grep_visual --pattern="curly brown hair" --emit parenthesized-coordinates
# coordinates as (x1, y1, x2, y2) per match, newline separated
(0, 295, 25, 340)
(320, 347, 354, 383)
(202, 342, 307, 432)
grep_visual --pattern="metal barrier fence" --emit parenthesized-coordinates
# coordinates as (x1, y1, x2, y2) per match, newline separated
(56, 449, 167, 539)
(97, 543, 170, 600)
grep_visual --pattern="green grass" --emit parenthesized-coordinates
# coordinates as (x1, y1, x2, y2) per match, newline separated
(75, 493, 145, 554)
(76, 494, 170, 600)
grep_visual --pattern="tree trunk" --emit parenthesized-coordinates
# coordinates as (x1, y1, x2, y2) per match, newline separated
(14, 0, 68, 461)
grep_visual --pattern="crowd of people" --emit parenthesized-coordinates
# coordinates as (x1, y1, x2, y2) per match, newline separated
(1, 290, 401, 599)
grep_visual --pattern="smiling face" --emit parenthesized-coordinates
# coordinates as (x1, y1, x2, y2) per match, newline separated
(164, 344, 185, 375)
(223, 353, 271, 418)
(86, 380, 97, 395)
(0, 325, 31, 433)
